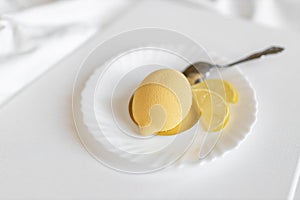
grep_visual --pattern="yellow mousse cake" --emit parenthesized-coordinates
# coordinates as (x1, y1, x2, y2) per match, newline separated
(131, 69, 193, 136)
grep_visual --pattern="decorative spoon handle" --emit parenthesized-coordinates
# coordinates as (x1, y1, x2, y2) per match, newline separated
(219, 46, 284, 68)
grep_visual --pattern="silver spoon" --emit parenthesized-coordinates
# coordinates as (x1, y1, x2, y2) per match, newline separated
(183, 46, 284, 84)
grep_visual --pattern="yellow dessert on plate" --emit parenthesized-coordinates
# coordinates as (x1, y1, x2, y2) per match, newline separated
(131, 69, 192, 136)
(129, 69, 239, 136)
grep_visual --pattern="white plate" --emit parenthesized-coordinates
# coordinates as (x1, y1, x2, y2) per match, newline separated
(81, 51, 258, 166)
(73, 28, 257, 173)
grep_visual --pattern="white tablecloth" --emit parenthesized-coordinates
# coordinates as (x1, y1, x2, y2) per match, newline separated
(0, 1, 300, 199)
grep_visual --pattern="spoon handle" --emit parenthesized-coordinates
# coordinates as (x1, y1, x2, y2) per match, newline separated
(219, 46, 284, 68)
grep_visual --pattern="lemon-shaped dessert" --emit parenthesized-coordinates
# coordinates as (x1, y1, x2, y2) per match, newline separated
(131, 69, 192, 136)
(157, 96, 201, 135)
(140, 69, 192, 118)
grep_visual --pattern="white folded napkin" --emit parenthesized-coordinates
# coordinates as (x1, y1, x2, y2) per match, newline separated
(0, 0, 133, 106)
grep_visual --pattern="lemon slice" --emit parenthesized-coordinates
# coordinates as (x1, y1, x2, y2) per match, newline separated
(193, 89, 230, 132)
(192, 79, 238, 104)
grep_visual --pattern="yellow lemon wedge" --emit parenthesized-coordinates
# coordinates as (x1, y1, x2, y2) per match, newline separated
(193, 89, 230, 132)
(192, 79, 238, 104)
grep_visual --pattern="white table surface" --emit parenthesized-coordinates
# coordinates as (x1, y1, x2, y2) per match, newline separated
(1, 1, 300, 199)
